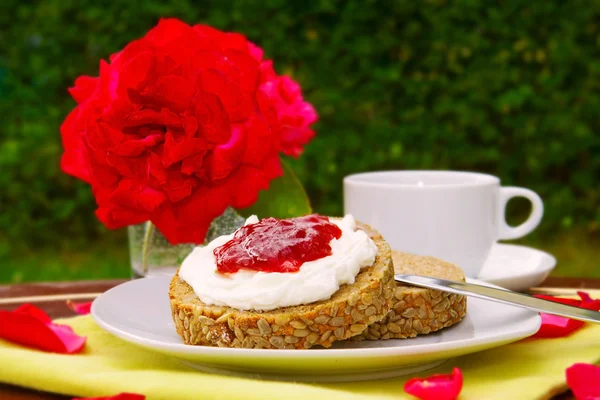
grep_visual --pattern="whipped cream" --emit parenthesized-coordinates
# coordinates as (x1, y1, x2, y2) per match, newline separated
(178, 214, 378, 311)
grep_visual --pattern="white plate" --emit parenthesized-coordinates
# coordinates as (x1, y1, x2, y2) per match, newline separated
(92, 276, 540, 382)
(478, 243, 556, 291)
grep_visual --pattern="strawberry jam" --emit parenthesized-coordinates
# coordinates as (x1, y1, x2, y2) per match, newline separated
(214, 214, 342, 274)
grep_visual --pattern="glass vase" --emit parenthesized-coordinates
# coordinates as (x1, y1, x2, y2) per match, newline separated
(128, 207, 246, 278)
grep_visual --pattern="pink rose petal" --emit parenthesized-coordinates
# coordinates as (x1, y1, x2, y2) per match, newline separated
(48, 323, 87, 354)
(66, 300, 93, 315)
(0, 304, 86, 354)
(404, 367, 463, 400)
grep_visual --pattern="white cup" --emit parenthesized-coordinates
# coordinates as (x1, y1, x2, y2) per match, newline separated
(343, 171, 544, 277)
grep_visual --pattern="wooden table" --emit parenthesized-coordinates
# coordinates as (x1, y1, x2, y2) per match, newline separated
(0, 277, 599, 400)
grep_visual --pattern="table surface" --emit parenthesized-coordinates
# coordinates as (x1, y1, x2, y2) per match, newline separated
(1, 276, 599, 400)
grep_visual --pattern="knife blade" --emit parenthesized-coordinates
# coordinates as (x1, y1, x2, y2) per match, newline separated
(395, 274, 600, 324)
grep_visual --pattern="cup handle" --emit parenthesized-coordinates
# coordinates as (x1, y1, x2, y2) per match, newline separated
(498, 187, 544, 240)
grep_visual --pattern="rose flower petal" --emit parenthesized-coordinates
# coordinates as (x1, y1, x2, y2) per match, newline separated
(533, 292, 600, 338)
(258, 75, 317, 157)
(66, 300, 93, 315)
(73, 393, 145, 400)
(0, 304, 86, 354)
(566, 363, 600, 400)
(404, 367, 463, 400)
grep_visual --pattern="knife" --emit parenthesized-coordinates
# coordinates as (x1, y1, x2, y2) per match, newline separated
(395, 274, 600, 324)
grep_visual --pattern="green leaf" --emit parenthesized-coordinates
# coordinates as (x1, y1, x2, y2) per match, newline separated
(237, 158, 312, 219)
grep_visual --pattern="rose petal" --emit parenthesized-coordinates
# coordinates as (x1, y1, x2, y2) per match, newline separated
(160, 169, 198, 203)
(161, 184, 195, 203)
(94, 186, 150, 229)
(221, 32, 250, 52)
(152, 183, 233, 245)
(230, 155, 282, 209)
(162, 133, 210, 167)
(193, 24, 226, 40)
(224, 49, 260, 92)
(110, 134, 164, 157)
(566, 363, 600, 400)
(182, 116, 198, 137)
(161, 35, 216, 68)
(191, 51, 241, 83)
(68, 76, 99, 104)
(161, 108, 184, 129)
(49, 323, 88, 353)
(241, 117, 278, 166)
(110, 39, 154, 72)
(279, 125, 315, 158)
(148, 152, 167, 184)
(258, 60, 277, 83)
(87, 121, 124, 152)
(194, 92, 231, 144)
(60, 109, 93, 184)
(152, 53, 184, 78)
(404, 367, 463, 400)
(259, 75, 318, 157)
(97, 59, 118, 102)
(279, 76, 302, 104)
(123, 109, 166, 128)
(533, 292, 600, 338)
(536, 313, 585, 338)
(15, 303, 52, 324)
(152, 206, 209, 246)
(577, 291, 600, 309)
(0, 310, 64, 352)
(109, 180, 167, 213)
(145, 18, 195, 46)
(95, 206, 149, 229)
(73, 392, 145, 400)
(209, 125, 246, 180)
(248, 42, 264, 61)
(104, 152, 148, 179)
(181, 153, 207, 176)
(199, 69, 253, 123)
(139, 75, 194, 113)
(118, 50, 154, 92)
(0, 304, 86, 354)
(66, 301, 93, 315)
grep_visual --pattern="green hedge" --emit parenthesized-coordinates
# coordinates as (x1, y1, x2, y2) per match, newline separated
(1, 0, 599, 250)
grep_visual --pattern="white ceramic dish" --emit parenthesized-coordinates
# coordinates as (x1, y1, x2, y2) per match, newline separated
(478, 243, 556, 291)
(92, 276, 541, 382)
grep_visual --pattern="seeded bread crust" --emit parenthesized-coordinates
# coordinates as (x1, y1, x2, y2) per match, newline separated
(353, 251, 467, 340)
(169, 222, 395, 349)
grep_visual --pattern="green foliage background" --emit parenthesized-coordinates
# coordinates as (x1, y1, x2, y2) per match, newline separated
(0, 0, 598, 280)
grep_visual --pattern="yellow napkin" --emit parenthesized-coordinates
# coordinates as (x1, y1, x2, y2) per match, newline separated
(0, 305, 599, 400)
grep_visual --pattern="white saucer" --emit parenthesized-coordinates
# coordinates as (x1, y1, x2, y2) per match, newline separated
(477, 243, 556, 291)
(91, 276, 540, 382)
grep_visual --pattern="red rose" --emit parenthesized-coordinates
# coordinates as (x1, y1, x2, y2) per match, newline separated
(60, 18, 317, 244)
